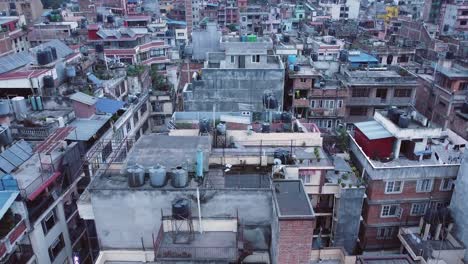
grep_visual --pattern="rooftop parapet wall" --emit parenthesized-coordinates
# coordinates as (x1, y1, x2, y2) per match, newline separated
(220, 36, 274, 52)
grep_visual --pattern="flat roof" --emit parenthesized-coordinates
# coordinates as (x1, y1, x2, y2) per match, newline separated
(355, 120, 393, 140)
(273, 180, 314, 218)
(347, 52, 378, 63)
(70, 92, 98, 106)
(66, 115, 111, 141)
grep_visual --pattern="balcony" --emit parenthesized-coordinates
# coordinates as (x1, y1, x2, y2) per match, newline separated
(346, 97, 412, 106)
(310, 108, 345, 117)
(0, 213, 27, 261)
(1, 245, 34, 264)
(293, 98, 310, 107)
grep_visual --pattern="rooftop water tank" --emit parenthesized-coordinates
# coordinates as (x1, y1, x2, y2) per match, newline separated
(127, 164, 145, 187)
(263, 95, 278, 110)
(172, 199, 190, 219)
(43, 75, 54, 88)
(95, 44, 104, 53)
(199, 118, 210, 134)
(96, 13, 103, 23)
(171, 166, 188, 188)
(148, 165, 167, 187)
(37, 50, 50, 65)
(216, 122, 226, 135)
(0, 100, 10, 116)
(287, 55, 297, 65)
(281, 112, 292, 123)
(462, 102, 468, 114)
(30, 96, 37, 111)
(0, 125, 12, 146)
(294, 65, 301, 72)
(66, 66, 76, 78)
(80, 46, 89, 56)
(398, 114, 410, 128)
(11, 96, 27, 121)
(35, 96, 43, 111)
(262, 123, 270, 133)
(107, 15, 114, 24)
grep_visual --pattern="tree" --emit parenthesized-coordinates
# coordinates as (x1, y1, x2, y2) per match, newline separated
(150, 66, 169, 91)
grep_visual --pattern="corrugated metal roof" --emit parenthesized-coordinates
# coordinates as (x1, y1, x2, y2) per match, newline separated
(70, 92, 98, 106)
(96, 98, 125, 114)
(30, 40, 74, 62)
(355, 120, 393, 140)
(0, 52, 33, 74)
(0, 191, 19, 219)
(66, 115, 111, 141)
(347, 52, 379, 63)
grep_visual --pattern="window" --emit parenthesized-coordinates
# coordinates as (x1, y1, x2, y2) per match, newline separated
(177, 32, 185, 37)
(394, 89, 412, 97)
(48, 234, 65, 262)
(337, 100, 343, 108)
(385, 181, 403, 194)
(42, 210, 57, 234)
(252, 55, 260, 63)
(150, 48, 165, 57)
(328, 100, 334, 109)
(459, 82, 468, 91)
(440, 178, 454, 191)
(349, 107, 367, 116)
(230, 56, 235, 63)
(461, 20, 467, 26)
(381, 204, 400, 217)
(411, 203, 427, 216)
(416, 179, 433, 192)
(351, 88, 370, 97)
(300, 78, 307, 82)
(299, 174, 311, 184)
(326, 120, 332, 128)
(310, 100, 316, 108)
(377, 227, 395, 239)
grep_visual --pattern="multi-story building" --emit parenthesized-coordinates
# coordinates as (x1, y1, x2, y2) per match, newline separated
(87, 25, 171, 69)
(0, 16, 29, 56)
(414, 61, 468, 139)
(318, 0, 360, 20)
(183, 35, 285, 112)
(438, 0, 468, 35)
(350, 110, 464, 251)
(28, 21, 79, 46)
(340, 64, 418, 124)
(0, 0, 44, 25)
(239, 6, 281, 35)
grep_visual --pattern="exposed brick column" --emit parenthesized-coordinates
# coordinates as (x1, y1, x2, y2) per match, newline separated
(277, 219, 315, 264)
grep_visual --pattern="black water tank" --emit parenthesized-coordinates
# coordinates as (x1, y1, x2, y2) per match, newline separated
(95, 43, 104, 53)
(283, 35, 290, 43)
(96, 13, 103, 23)
(294, 65, 301, 72)
(274, 149, 290, 164)
(281, 112, 292, 123)
(50, 47, 57, 60)
(172, 199, 190, 220)
(311, 53, 318, 61)
(262, 123, 270, 133)
(398, 114, 410, 128)
(43, 76, 54, 88)
(107, 15, 114, 24)
(264, 95, 278, 109)
(37, 51, 49, 65)
(462, 102, 468, 114)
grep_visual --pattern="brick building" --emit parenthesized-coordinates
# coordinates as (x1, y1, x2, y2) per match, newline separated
(350, 110, 465, 251)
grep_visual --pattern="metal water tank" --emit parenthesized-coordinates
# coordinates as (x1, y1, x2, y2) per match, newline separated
(66, 66, 76, 78)
(37, 50, 49, 65)
(50, 47, 57, 60)
(294, 65, 301, 72)
(281, 112, 292, 123)
(0, 100, 10, 116)
(262, 123, 270, 133)
(80, 46, 89, 56)
(171, 166, 188, 188)
(43, 75, 54, 88)
(398, 114, 410, 128)
(172, 199, 190, 219)
(216, 122, 226, 135)
(95, 44, 104, 53)
(35, 96, 43, 111)
(199, 118, 210, 134)
(0, 125, 12, 146)
(96, 13, 103, 23)
(107, 15, 114, 24)
(148, 165, 167, 187)
(30, 96, 37, 111)
(11, 97, 27, 120)
(127, 164, 145, 187)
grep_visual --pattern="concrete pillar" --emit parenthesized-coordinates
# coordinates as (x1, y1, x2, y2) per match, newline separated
(393, 139, 402, 159)
(419, 217, 425, 232)
(447, 223, 454, 233)
(423, 223, 431, 240)
(435, 224, 442, 240)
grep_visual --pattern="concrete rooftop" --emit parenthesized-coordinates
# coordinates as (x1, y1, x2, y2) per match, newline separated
(273, 180, 315, 218)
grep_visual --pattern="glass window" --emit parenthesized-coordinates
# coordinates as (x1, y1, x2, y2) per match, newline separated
(150, 48, 165, 57)
(411, 203, 427, 216)
(381, 204, 400, 217)
(385, 181, 403, 193)
(394, 89, 412, 97)
(252, 55, 260, 63)
(42, 209, 57, 234)
(48, 234, 65, 262)
(377, 227, 395, 239)
(416, 179, 433, 192)
(440, 178, 454, 191)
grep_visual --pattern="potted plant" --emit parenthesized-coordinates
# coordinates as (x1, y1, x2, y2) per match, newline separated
(314, 147, 321, 162)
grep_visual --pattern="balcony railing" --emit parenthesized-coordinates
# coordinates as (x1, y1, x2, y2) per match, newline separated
(0, 217, 27, 260)
(10, 124, 58, 140)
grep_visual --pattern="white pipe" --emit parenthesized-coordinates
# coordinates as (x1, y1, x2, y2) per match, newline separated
(197, 187, 203, 234)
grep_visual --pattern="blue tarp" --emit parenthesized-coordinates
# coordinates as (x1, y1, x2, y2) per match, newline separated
(0, 191, 19, 219)
(347, 52, 379, 63)
(166, 19, 187, 26)
(96, 98, 125, 114)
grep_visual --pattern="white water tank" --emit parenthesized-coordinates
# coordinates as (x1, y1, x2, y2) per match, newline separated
(11, 97, 27, 120)
(148, 165, 167, 187)
(0, 100, 10, 116)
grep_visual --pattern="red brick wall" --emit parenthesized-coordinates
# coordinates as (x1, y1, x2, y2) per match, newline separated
(367, 179, 453, 202)
(72, 101, 96, 118)
(293, 78, 314, 90)
(360, 225, 401, 250)
(278, 219, 315, 264)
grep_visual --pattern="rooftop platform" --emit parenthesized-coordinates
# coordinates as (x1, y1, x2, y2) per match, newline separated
(273, 180, 314, 219)
(66, 114, 112, 141)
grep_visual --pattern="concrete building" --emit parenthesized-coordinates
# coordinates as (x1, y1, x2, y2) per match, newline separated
(183, 35, 285, 112)
(414, 62, 468, 139)
(450, 148, 468, 262)
(350, 110, 465, 251)
(239, 6, 281, 35)
(340, 65, 418, 124)
(0, 16, 29, 56)
(438, 1, 468, 35)
(190, 22, 222, 61)
(398, 208, 465, 263)
(0, 0, 44, 25)
(319, 0, 360, 20)
(28, 21, 79, 46)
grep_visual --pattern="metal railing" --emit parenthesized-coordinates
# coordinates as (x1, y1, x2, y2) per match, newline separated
(156, 246, 237, 260)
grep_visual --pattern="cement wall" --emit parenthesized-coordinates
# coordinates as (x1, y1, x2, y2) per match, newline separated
(191, 23, 222, 61)
(450, 150, 468, 261)
(89, 188, 273, 249)
(183, 68, 285, 112)
(332, 187, 366, 254)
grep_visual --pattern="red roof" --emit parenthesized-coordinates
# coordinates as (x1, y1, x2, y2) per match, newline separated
(0, 68, 49, 80)
(104, 49, 137, 55)
(27, 171, 61, 201)
(35, 127, 76, 154)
